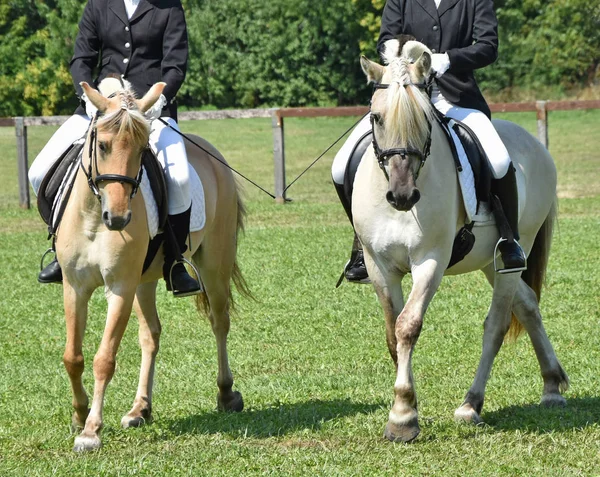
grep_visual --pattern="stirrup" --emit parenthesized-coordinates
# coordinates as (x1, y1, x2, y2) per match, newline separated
(493, 238, 527, 274)
(167, 257, 204, 296)
(40, 248, 57, 271)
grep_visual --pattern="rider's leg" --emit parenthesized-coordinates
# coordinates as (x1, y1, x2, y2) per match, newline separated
(150, 118, 201, 297)
(432, 89, 525, 271)
(332, 115, 372, 282)
(31, 114, 91, 284)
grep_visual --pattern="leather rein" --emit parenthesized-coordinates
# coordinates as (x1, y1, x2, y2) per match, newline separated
(370, 78, 434, 181)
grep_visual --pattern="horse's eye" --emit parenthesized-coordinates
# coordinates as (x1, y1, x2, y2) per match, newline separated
(98, 142, 108, 154)
(372, 113, 383, 126)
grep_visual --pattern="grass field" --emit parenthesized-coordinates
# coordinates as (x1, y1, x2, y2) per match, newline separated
(0, 110, 599, 475)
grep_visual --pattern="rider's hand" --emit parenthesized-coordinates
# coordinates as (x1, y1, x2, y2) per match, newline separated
(431, 53, 450, 78)
(81, 93, 98, 119)
(144, 94, 168, 121)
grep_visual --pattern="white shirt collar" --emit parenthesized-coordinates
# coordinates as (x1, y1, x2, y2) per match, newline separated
(123, 0, 141, 20)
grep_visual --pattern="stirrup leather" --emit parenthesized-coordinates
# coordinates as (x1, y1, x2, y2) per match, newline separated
(493, 238, 527, 274)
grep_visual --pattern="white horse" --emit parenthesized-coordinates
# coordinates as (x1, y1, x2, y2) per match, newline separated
(354, 40, 568, 442)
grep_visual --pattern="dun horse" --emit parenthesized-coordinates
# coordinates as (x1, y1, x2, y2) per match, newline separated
(354, 40, 568, 442)
(56, 79, 247, 451)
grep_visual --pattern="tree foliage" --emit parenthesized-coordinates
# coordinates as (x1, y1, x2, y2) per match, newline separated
(1, 0, 598, 115)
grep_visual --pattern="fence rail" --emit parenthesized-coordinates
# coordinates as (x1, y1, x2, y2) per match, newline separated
(3, 99, 600, 208)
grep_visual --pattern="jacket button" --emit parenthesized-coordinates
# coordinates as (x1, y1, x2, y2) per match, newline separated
(432, 49, 437, 53)
(433, 25, 439, 31)
(125, 42, 131, 48)
(125, 26, 130, 32)
(123, 58, 129, 64)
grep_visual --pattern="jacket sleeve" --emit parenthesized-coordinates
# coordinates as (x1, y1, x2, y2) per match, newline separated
(161, 4, 188, 102)
(445, 0, 498, 71)
(70, 0, 100, 99)
(377, 0, 403, 59)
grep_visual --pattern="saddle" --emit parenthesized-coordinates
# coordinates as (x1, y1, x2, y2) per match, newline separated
(37, 143, 170, 273)
(342, 113, 495, 269)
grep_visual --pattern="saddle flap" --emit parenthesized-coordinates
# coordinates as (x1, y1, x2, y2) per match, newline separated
(141, 149, 168, 230)
(37, 141, 84, 227)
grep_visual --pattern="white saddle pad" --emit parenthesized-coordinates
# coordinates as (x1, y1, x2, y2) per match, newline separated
(140, 163, 206, 238)
(447, 120, 493, 224)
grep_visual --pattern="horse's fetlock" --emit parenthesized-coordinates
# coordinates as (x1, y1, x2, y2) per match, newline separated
(394, 384, 417, 405)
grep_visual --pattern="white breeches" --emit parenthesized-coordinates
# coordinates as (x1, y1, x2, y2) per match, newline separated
(331, 87, 511, 184)
(28, 115, 191, 215)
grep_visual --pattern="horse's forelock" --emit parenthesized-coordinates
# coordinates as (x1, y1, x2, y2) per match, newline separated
(97, 102, 149, 146)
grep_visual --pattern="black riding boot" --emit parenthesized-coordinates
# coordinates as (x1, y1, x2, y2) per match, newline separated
(163, 207, 202, 297)
(334, 181, 369, 283)
(38, 258, 63, 284)
(492, 165, 526, 272)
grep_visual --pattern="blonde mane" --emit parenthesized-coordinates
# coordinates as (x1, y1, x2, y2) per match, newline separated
(380, 43, 435, 152)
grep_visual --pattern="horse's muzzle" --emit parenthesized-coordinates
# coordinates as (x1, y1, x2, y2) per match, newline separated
(102, 210, 132, 231)
(386, 188, 421, 211)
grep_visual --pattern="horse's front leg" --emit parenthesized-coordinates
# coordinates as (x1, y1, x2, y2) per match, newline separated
(384, 259, 445, 443)
(121, 282, 161, 428)
(454, 266, 520, 424)
(74, 287, 136, 452)
(62, 281, 93, 431)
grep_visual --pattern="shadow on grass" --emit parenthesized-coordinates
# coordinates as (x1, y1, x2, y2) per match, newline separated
(482, 396, 600, 433)
(163, 398, 386, 439)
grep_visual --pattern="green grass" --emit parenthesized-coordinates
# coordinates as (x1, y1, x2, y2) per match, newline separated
(0, 111, 599, 475)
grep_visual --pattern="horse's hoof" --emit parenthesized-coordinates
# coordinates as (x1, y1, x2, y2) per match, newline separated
(217, 390, 244, 412)
(541, 393, 567, 408)
(71, 408, 90, 433)
(73, 434, 102, 452)
(121, 413, 152, 429)
(383, 418, 420, 443)
(454, 404, 483, 425)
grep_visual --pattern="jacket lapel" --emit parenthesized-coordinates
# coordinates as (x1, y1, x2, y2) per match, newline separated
(438, 0, 461, 17)
(108, 0, 129, 25)
(415, 0, 439, 21)
(129, 0, 154, 24)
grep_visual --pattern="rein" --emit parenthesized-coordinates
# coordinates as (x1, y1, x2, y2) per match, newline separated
(81, 111, 144, 202)
(370, 78, 433, 181)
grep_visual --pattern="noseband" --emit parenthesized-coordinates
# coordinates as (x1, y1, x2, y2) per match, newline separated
(370, 80, 433, 181)
(81, 111, 144, 202)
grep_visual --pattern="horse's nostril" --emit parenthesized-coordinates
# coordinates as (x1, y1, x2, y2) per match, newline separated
(386, 191, 396, 205)
(102, 210, 110, 223)
(412, 189, 421, 204)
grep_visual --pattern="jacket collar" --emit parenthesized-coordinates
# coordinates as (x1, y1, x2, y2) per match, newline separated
(129, 0, 154, 24)
(438, 0, 461, 17)
(108, 0, 129, 25)
(108, 0, 154, 25)
(415, 0, 439, 21)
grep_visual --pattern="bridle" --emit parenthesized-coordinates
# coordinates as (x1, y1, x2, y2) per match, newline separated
(80, 106, 144, 202)
(370, 78, 434, 181)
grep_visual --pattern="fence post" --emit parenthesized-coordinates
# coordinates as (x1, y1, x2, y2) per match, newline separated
(536, 100, 549, 149)
(15, 117, 30, 209)
(271, 109, 286, 204)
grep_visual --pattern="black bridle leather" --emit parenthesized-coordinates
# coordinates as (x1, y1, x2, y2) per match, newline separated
(370, 78, 433, 181)
(80, 112, 144, 201)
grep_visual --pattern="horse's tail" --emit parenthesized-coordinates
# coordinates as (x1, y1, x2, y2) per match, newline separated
(194, 180, 252, 315)
(505, 197, 557, 342)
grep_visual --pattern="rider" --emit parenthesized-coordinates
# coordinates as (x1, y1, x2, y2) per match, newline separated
(332, 0, 526, 282)
(28, 0, 201, 297)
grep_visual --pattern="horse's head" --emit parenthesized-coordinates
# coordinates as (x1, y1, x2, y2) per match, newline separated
(361, 37, 435, 211)
(81, 79, 165, 231)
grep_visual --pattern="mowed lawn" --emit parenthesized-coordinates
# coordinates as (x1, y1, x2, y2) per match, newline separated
(0, 110, 598, 475)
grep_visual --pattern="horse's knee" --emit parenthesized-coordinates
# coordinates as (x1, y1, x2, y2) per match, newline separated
(395, 312, 423, 346)
(93, 353, 116, 381)
(140, 326, 161, 355)
(64, 352, 85, 378)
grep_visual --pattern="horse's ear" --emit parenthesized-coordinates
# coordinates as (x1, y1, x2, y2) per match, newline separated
(415, 51, 432, 79)
(80, 82, 109, 113)
(137, 82, 167, 113)
(360, 56, 385, 84)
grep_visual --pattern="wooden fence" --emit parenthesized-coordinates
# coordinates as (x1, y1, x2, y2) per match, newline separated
(4, 99, 600, 208)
